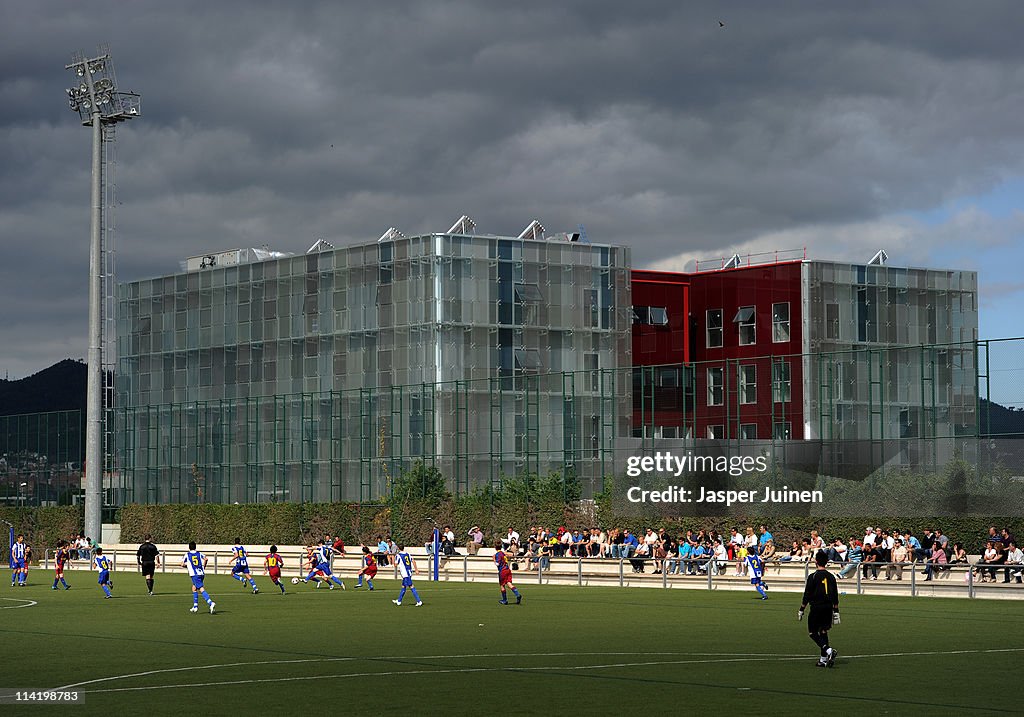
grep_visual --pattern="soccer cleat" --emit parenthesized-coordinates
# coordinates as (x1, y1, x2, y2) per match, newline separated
(826, 648, 837, 667)
(816, 658, 827, 667)
(392, 599, 402, 606)
(65, 585, 71, 590)
(353, 584, 361, 589)
(105, 595, 111, 599)
(368, 587, 374, 591)
(516, 594, 522, 605)
(499, 600, 508, 605)
(209, 601, 216, 614)
(339, 582, 346, 590)
(329, 583, 335, 590)
(190, 606, 198, 613)
(52, 586, 58, 590)
(761, 595, 768, 600)
(253, 587, 259, 594)
(148, 591, 153, 596)
(415, 601, 423, 606)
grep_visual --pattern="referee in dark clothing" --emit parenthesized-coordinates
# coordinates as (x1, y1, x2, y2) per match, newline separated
(137, 535, 160, 596)
(799, 549, 840, 667)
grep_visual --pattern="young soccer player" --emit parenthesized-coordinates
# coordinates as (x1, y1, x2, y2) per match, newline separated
(493, 541, 522, 605)
(745, 549, 769, 599)
(11, 534, 27, 587)
(181, 541, 216, 614)
(799, 550, 840, 667)
(136, 534, 160, 595)
(52, 540, 71, 590)
(264, 545, 286, 594)
(302, 543, 345, 590)
(354, 546, 377, 590)
(230, 539, 259, 594)
(93, 548, 113, 598)
(391, 544, 422, 606)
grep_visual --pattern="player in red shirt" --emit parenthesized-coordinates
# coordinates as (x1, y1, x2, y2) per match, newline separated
(355, 546, 377, 590)
(493, 541, 523, 605)
(264, 545, 286, 594)
(51, 540, 71, 590)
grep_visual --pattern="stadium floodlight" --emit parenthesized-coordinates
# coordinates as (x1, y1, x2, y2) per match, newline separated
(64, 47, 141, 544)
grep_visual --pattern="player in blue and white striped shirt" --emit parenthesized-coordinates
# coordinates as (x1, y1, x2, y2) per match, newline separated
(181, 541, 216, 614)
(11, 534, 27, 587)
(391, 545, 422, 607)
(302, 543, 346, 590)
(230, 539, 259, 594)
(745, 550, 769, 600)
(93, 549, 114, 598)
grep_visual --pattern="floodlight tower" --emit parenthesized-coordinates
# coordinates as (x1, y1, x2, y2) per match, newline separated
(65, 47, 140, 543)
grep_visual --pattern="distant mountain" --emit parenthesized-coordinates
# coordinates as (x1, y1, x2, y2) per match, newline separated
(0, 359, 87, 416)
(980, 397, 1024, 438)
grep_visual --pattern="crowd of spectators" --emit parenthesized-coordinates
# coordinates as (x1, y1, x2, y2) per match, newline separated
(450, 523, 1023, 584)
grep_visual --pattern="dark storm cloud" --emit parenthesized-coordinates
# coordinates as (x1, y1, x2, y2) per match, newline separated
(3, 1, 1024, 376)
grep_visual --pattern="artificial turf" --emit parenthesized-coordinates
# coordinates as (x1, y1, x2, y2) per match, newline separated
(0, 570, 1021, 716)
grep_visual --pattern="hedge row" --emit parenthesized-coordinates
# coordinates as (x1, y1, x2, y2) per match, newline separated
(0, 506, 84, 553)
(4, 502, 1020, 557)
(113, 502, 1024, 554)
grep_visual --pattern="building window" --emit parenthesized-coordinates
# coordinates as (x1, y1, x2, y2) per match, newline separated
(632, 306, 668, 326)
(706, 309, 723, 348)
(772, 302, 790, 343)
(772, 360, 791, 403)
(773, 422, 791, 440)
(514, 283, 543, 302)
(707, 424, 725, 440)
(657, 366, 679, 387)
(740, 423, 758, 440)
(739, 364, 757, 404)
(734, 306, 756, 345)
(707, 367, 723, 406)
(825, 302, 839, 341)
(584, 353, 599, 392)
(514, 348, 542, 371)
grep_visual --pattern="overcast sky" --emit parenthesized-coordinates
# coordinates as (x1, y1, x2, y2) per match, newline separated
(2, 1, 1024, 399)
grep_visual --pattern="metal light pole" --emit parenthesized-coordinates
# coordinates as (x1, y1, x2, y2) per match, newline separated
(65, 48, 140, 543)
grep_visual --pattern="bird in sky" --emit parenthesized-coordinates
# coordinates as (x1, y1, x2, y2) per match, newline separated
(719, 21, 725, 28)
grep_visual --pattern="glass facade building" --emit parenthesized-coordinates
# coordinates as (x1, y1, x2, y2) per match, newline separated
(115, 232, 633, 503)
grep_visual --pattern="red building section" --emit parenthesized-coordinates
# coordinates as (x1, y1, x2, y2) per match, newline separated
(631, 260, 804, 440)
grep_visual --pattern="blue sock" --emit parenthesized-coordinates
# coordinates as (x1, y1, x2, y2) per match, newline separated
(357, 576, 363, 587)
(10, 571, 14, 584)
(305, 570, 318, 582)
(19, 573, 26, 584)
(756, 584, 767, 597)
(410, 587, 421, 602)
(203, 592, 213, 605)
(52, 578, 59, 588)
(278, 581, 285, 593)
(249, 578, 256, 588)
(233, 574, 244, 582)
(102, 584, 111, 597)
(60, 578, 69, 588)
(511, 587, 520, 597)
(332, 576, 344, 587)
(500, 590, 507, 601)
(398, 587, 407, 602)
(193, 593, 199, 607)
(367, 579, 373, 590)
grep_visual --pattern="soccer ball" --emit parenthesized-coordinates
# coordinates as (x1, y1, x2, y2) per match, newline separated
(291, 577, 299, 585)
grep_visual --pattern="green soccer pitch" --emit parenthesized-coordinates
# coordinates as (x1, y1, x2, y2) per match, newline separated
(1, 573, 1021, 715)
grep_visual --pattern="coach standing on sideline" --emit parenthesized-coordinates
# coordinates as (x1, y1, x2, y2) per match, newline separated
(799, 549, 840, 667)
(137, 534, 160, 596)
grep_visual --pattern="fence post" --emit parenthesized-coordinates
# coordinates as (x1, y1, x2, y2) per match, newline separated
(463, 555, 467, 583)
(663, 562, 668, 589)
(162, 551, 166, 573)
(619, 559, 624, 587)
(911, 564, 917, 597)
(538, 559, 544, 585)
(578, 558, 583, 587)
(44, 549, 50, 571)
(707, 563, 713, 590)
(856, 565, 862, 595)
(968, 565, 975, 598)
(213, 552, 218, 575)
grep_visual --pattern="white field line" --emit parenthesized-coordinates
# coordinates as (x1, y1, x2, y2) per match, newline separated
(0, 597, 38, 609)
(59, 647, 1024, 695)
